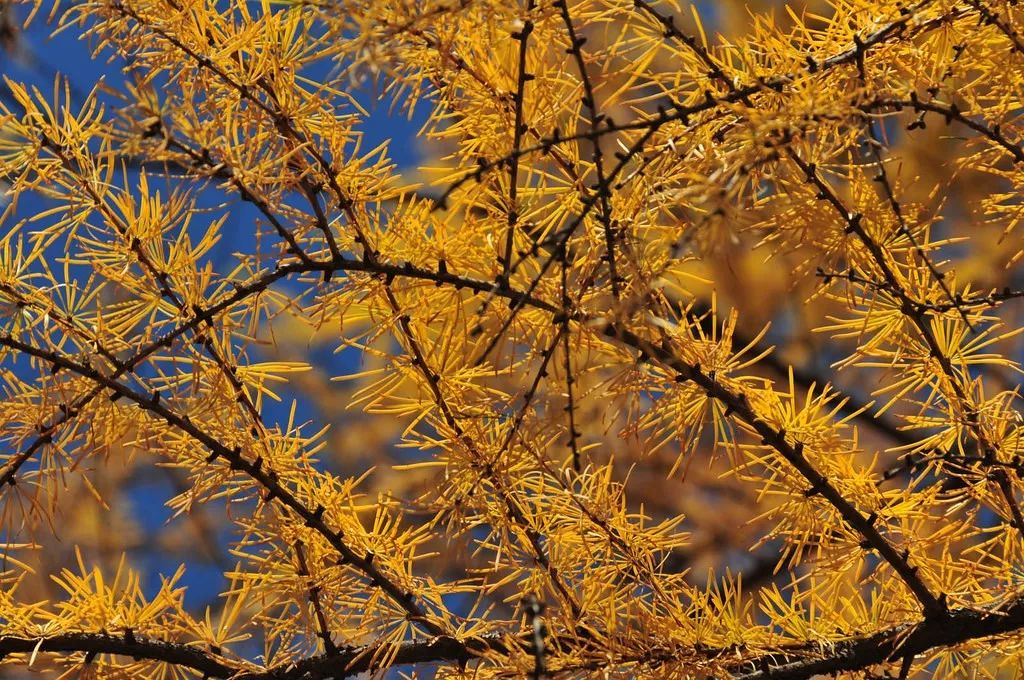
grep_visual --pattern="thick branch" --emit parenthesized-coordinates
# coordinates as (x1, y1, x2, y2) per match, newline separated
(732, 596, 1024, 679)
(0, 630, 499, 679)
(0, 632, 234, 677)
(9, 590, 1024, 680)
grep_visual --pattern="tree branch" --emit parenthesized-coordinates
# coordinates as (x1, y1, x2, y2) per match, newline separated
(732, 596, 1024, 679)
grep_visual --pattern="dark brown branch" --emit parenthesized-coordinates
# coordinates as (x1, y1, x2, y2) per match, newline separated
(473, 124, 661, 366)
(556, 0, 620, 298)
(732, 595, 1024, 679)
(559, 248, 582, 471)
(432, 0, 968, 210)
(0, 630, 498, 678)
(294, 540, 337, 654)
(815, 268, 1024, 313)
(600, 324, 947, 618)
(791, 152, 1024, 535)
(965, 0, 1024, 56)
(12, 589, 1024, 680)
(0, 632, 237, 677)
(0, 256, 553, 491)
(864, 96, 1024, 164)
(0, 333, 448, 637)
(502, 0, 536, 285)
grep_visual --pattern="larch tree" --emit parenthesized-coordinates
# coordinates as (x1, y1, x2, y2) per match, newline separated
(1, 0, 1024, 677)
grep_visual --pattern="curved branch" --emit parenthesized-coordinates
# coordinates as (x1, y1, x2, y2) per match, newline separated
(10, 590, 1024, 680)
(732, 596, 1024, 679)
(863, 96, 1024, 164)
(0, 632, 236, 677)
(600, 324, 947, 618)
(0, 332, 448, 637)
(0, 630, 499, 679)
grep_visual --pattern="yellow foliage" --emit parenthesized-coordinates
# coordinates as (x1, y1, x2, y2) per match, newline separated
(0, 0, 1023, 677)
